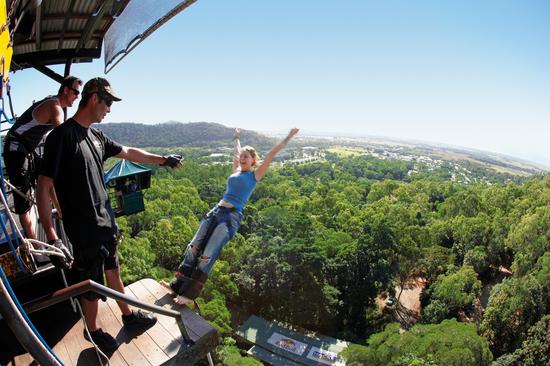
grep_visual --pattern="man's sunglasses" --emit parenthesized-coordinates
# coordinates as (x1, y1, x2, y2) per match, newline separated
(98, 93, 113, 107)
(69, 87, 80, 96)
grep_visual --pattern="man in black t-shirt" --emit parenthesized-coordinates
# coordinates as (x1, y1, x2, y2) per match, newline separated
(37, 77, 182, 353)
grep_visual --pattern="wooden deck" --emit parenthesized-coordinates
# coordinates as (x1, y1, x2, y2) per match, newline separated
(4, 278, 218, 366)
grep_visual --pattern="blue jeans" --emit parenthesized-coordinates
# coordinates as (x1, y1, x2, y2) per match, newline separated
(177, 205, 242, 276)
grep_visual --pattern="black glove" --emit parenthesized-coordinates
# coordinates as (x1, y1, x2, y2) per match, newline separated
(161, 154, 182, 168)
(48, 239, 73, 270)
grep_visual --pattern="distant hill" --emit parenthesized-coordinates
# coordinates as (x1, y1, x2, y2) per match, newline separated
(98, 121, 545, 177)
(98, 121, 276, 150)
(301, 133, 547, 176)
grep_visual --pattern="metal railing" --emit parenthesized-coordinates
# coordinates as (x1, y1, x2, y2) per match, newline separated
(0, 275, 200, 366)
(22, 279, 192, 341)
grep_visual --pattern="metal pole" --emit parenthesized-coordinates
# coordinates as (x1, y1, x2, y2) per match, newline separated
(62, 59, 72, 121)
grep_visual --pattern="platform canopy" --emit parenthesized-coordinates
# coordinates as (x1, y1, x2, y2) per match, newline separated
(7, 0, 197, 80)
(104, 159, 150, 184)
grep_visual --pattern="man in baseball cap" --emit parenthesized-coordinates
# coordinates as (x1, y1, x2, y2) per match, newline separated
(81, 77, 122, 102)
(37, 77, 182, 354)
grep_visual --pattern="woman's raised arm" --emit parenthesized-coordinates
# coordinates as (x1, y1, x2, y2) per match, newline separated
(232, 128, 242, 172)
(254, 128, 299, 181)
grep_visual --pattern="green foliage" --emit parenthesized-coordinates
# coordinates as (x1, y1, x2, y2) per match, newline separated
(118, 235, 157, 284)
(215, 338, 263, 366)
(513, 315, 550, 366)
(506, 206, 550, 276)
(110, 145, 549, 358)
(235, 236, 340, 333)
(480, 275, 548, 357)
(394, 353, 439, 366)
(422, 300, 449, 324)
(482, 256, 550, 359)
(420, 244, 455, 282)
(464, 245, 489, 275)
(146, 217, 192, 269)
(429, 265, 481, 315)
(202, 261, 239, 302)
(491, 353, 519, 366)
(197, 296, 232, 337)
(342, 319, 492, 366)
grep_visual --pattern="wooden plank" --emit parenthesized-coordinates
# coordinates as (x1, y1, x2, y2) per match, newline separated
(9, 352, 34, 365)
(51, 335, 72, 365)
(138, 279, 194, 340)
(138, 278, 216, 343)
(59, 316, 83, 365)
(138, 278, 211, 341)
(63, 315, 99, 366)
(125, 280, 183, 358)
(138, 279, 219, 366)
(114, 284, 171, 365)
(99, 297, 152, 366)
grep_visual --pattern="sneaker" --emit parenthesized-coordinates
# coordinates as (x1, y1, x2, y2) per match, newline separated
(122, 310, 157, 328)
(83, 328, 119, 353)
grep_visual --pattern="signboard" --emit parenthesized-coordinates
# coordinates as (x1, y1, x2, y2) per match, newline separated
(267, 332, 308, 356)
(307, 347, 345, 366)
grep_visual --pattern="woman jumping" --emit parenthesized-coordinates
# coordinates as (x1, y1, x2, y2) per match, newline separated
(161, 127, 299, 304)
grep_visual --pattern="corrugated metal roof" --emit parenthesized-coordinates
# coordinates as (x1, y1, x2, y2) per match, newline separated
(9, 0, 129, 71)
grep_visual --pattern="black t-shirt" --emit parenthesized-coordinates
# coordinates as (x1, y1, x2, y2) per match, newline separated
(41, 119, 123, 245)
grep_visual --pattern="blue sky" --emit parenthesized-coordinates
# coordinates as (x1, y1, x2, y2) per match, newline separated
(10, 0, 550, 166)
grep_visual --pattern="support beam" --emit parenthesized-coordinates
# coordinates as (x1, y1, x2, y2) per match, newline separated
(63, 60, 72, 120)
(32, 64, 64, 83)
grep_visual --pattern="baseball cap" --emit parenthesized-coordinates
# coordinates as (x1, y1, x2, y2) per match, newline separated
(82, 77, 122, 101)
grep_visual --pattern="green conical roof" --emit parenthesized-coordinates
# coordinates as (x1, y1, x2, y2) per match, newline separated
(104, 159, 151, 184)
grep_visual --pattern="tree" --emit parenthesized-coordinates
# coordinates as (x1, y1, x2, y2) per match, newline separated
(394, 353, 439, 366)
(341, 319, 492, 365)
(198, 296, 232, 336)
(118, 236, 157, 284)
(429, 265, 481, 316)
(463, 245, 489, 275)
(147, 216, 194, 269)
(422, 300, 449, 324)
(215, 338, 263, 366)
(506, 206, 550, 276)
(513, 315, 550, 366)
(235, 236, 339, 333)
(480, 275, 548, 357)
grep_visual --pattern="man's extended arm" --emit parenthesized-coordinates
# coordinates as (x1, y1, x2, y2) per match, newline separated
(116, 146, 182, 168)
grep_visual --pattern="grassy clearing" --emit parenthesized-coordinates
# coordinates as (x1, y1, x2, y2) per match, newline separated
(326, 146, 369, 156)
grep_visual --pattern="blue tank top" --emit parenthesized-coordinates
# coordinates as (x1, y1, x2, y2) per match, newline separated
(222, 170, 257, 212)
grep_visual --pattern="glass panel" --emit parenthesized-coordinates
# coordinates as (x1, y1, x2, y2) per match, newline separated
(104, 0, 197, 73)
